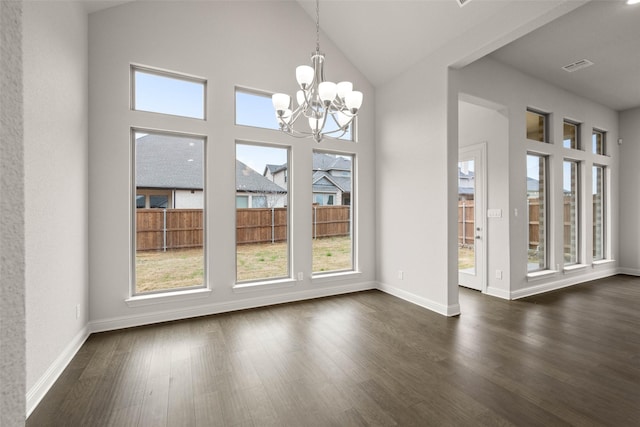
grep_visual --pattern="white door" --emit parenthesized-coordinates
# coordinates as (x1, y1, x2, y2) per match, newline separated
(458, 144, 486, 291)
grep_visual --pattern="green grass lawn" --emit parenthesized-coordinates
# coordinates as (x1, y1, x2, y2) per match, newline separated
(136, 236, 352, 292)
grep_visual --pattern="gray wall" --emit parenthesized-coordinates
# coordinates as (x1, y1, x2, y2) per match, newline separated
(88, 1, 375, 328)
(619, 107, 640, 273)
(457, 57, 619, 298)
(23, 0, 89, 414)
(0, 1, 26, 424)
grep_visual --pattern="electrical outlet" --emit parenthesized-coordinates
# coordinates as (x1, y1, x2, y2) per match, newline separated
(495, 270, 502, 279)
(398, 270, 404, 280)
(297, 272, 303, 281)
(75, 304, 80, 320)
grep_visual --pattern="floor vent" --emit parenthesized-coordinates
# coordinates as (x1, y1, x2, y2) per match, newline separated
(562, 59, 594, 73)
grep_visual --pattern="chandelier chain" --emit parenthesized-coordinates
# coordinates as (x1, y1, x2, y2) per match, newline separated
(315, 0, 320, 52)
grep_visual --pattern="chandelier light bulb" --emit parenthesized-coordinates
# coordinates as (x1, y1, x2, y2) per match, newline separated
(309, 116, 322, 132)
(272, 93, 291, 111)
(345, 91, 363, 113)
(296, 90, 306, 106)
(336, 81, 353, 100)
(318, 81, 338, 105)
(296, 65, 315, 88)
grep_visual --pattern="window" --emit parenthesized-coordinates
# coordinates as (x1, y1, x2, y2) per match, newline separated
(527, 154, 548, 272)
(592, 129, 606, 155)
(133, 131, 205, 294)
(132, 66, 206, 119)
(235, 89, 280, 130)
(312, 151, 353, 274)
(526, 110, 547, 142)
(563, 120, 580, 149)
(235, 87, 352, 140)
(235, 143, 289, 282)
(593, 165, 606, 261)
(563, 160, 580, 265)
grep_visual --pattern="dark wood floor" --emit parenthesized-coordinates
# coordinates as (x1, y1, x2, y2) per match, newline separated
(28, 275, 640, 426)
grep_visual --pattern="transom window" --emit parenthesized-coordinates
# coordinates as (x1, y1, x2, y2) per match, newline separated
(592, 129, 606, 155)
(132, 66, 206, 120)
(563, 120, 580, 149)
(526, 109, 548, 143)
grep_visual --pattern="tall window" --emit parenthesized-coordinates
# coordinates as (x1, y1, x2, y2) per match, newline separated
(592, 129, 606, 155)
(312, 151, 354, 274)
(563, 160, 580, 265)
(133, 131, 205, 294)
(235, 143, 289, 282)
(593, 165, 605, 261)
(526, 109, 548, 142)
(563, 120, 580, 149)
(527, 154, 548, 272)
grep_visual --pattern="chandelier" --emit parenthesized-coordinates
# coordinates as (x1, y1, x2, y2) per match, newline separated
(272, 0, 363, 143)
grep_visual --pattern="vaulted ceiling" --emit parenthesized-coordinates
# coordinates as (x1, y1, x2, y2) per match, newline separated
(83, 0, 640, 111)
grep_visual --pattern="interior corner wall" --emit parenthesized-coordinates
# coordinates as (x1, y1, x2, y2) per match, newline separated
(457, 57, 619, 298)
(375, 57, 460, 316)
(23, 0, 89, 412)
(88, 1, 375, 327)
(0, 1, 27, 424)
(618, 107, 640, 274)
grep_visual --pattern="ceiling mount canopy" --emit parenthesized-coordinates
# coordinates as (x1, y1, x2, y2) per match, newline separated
(272, 0, 363, 143)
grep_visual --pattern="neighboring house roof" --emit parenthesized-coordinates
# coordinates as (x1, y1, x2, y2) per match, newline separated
(136, 134, 285, 193)
(136, 134, 204, 190)
(312, 152, 351, 173)
(527, 177, 540, 193)
(312, 171, 350, 193)
(237, 160, 286, 193)
(264, 164, 287, 175)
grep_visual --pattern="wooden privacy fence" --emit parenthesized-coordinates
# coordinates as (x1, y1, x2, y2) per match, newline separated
(459, 198, 580, 250)
(136, 206, 350, 251)
(136, 209, 203, 251)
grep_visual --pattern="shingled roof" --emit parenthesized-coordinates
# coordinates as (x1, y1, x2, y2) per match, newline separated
(136, 134, 285, 193)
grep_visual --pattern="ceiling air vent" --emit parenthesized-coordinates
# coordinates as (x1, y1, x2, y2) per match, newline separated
(456, 0, 474, 7)
(562, 59, 594, 73)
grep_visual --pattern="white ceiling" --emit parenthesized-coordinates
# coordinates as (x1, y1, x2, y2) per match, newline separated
(490, 0, 640, 111)
(81, 0, 640, 111)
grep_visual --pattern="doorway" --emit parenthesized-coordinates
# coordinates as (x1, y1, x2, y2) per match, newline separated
(458, 143, 486, 291)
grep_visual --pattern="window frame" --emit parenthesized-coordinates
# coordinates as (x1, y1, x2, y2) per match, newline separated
(592, 164, 606, 261)
(234, 141, 291, 285)
(526, 153, 549, 273)
(563, 119, 581, 150)
(526, 109, 549, 143)
(130, 128, 208, 296)
(131, 64, 207, 120)
(312, 150, 355, 276)
(563, 159, 581, 266)
(592, 129, 606, 155)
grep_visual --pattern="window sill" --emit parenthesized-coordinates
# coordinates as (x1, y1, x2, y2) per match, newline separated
(563, 264, 588, 273)
(527, 269, 558, 281)
(125, 287, 211, 307)
(232, 278, 297, 294)
(312, 270, 362, 284)
(592, 259, 615, 267)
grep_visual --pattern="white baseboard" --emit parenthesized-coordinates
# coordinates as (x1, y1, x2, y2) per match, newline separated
(26, 325, 90, 417)
(90, 281, 376, 333)
(510, 267, 618, 299)
(486, 286, 510, 300)
(376, 282, 461, 316)
(617, 267, 640, 276)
